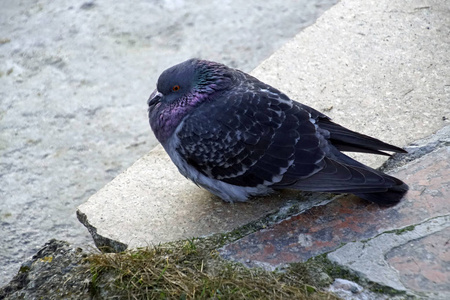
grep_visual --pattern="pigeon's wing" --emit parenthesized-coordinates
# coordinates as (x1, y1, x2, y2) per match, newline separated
(175, 85, 326, 188)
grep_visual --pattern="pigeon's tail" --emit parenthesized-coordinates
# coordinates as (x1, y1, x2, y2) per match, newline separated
(274, 151, 409, 206)
(353, 175, 408, 206)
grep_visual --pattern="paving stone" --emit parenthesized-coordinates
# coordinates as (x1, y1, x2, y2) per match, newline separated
(386, 227, 450, 293)
(328, 214, 449, 298)
(220, 147, 450, 269)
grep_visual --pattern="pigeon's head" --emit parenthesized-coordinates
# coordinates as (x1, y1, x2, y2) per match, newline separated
(147, 59, 233, 143)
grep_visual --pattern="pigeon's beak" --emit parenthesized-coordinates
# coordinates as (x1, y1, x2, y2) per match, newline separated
(147, 89, 163, 108)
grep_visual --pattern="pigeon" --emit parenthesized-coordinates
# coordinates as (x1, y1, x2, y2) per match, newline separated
(147, 58, 408, 205)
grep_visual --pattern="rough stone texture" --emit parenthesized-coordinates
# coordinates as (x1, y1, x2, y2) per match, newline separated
(0, 0, 337, 286)
(0, 240, 91, 300)
(380, 125, 450, 173)
(5, 0, 448, 297)
(327, 278, 403, 300)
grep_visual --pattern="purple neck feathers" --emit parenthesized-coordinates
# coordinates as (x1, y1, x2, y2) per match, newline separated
(150, 92, 207, 144)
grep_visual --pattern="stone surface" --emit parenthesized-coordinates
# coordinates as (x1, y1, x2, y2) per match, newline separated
(0, 0, 337, 286)
(386, 227, 450, 294)
(328, 215, 450, 299)
(219, 136, 450, 299)
(327, 278, 401, 300)
(3, 0, 450, 297)
(0, 240, 91, 300)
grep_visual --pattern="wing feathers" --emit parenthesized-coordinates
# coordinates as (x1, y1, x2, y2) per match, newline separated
(175, 69, 407, 204)
(318, 118, 407, 155)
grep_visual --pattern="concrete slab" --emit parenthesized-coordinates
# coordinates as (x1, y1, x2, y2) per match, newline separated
(251, 0, 450, 168)
(77, 145, 293, 252)
(77, 0, 450, 256)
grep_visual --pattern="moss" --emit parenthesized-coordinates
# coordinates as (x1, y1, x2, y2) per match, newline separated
(307, 254, 408, 297)
(369, 284, 408, 296)
(393, 225, 416, 235)
(307, 254, 362, 284)
(207, 196, 329, 249)
(1, 212, 12, 221)
(360, 224, 417, 244)
(19, 265, 31, 273)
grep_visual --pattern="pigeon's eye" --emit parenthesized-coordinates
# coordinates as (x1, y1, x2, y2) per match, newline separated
(172, 85, 180, 92)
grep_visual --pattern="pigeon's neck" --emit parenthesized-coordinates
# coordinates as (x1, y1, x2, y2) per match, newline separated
(196, 62, 234, 93)
(150, 92, 208, 144)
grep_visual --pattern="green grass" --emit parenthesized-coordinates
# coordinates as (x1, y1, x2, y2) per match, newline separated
(87, 238, 339, 299)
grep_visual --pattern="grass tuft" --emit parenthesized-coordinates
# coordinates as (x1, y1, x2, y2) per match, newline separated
(87, 238, 339, 299)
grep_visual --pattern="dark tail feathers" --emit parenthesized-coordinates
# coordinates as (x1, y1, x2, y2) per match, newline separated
(353, 176, 408, 206)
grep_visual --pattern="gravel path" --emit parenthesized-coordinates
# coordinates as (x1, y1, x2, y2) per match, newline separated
(0, 0, 336, 286)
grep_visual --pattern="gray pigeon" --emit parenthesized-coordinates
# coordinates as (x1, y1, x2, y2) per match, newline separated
(147, 58, 408, 205)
